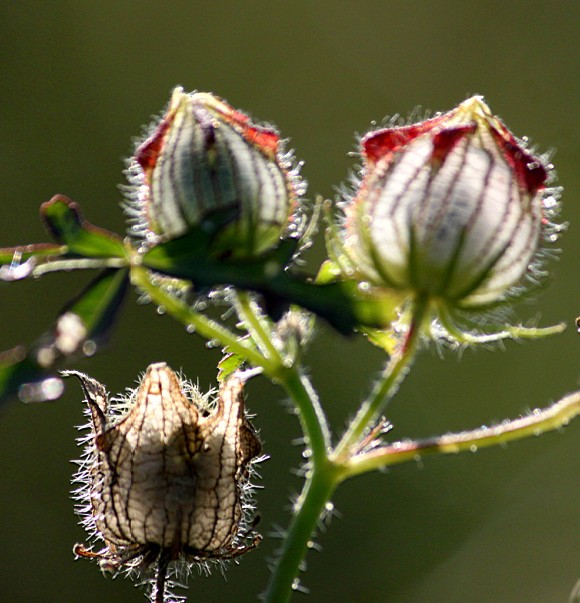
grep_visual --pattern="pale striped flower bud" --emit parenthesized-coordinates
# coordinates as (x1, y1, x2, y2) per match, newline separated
(344, 96, 559, 308)
(125, 87, 304, 257)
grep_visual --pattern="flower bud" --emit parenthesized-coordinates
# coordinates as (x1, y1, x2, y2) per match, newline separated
(126, 87, 304, 257)
(344, 96, 558, 308)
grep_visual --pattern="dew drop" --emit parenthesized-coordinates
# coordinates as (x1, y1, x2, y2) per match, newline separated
(470, 444, 478, 453)
(82, 340, 97, 357)
(324, 502, 334, 513)
(156, 305, 166, 315)
(186, 324, 196, 334)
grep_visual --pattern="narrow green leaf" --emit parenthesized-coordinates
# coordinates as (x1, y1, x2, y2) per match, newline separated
(0, 268, 129, 405)
(41, 195, 126, 258)
(63, 268, 130, 339)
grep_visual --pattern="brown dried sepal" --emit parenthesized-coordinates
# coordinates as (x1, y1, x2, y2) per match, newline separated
(66, 362, 262, 601)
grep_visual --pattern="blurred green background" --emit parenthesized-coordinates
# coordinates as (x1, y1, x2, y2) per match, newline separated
(1, 2, 578, 602)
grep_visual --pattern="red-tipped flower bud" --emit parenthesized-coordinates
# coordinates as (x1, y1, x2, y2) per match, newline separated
(125, 87, 304, 257)
(344, 96, 558, 308)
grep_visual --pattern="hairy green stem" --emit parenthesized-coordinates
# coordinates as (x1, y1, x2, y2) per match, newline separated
(231, 291, 282, 362)
(345, 390, 580, 478)
(30, 256, 128, 278)
(264, 296, 429, 602)
(333, 294, 428, 460)
(280, 369, 331, 468)
(232, 295, 335, 602)
(232, 297, 335, 602)
(262, 461, 341, 603)
(229, 288, 331, 466)
(436, 301, 566, 344)
(131, 266, 279, 375)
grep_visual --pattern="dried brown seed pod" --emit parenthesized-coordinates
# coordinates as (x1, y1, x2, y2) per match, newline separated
(65, 362, 263, 603)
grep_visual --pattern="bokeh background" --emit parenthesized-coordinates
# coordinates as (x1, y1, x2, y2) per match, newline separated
(1, 2, 578, 602)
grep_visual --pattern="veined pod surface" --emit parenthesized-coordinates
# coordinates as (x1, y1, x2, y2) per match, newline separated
(125, 87, 304, 258)
(344, 96, 560, 308)
(66, 363, 262, 600)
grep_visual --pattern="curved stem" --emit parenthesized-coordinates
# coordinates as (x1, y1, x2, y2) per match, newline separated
(262, 461, 340, 603)
(280, 368, 331, 468)
(231, 291, 282, 362)
(25, 257, 127, 279)
(437, 302, 566, 344)
(231, 296, 334, 603)
(345, 390, 580, 478)
(131, 266, 279, 375)
(264, 296, 429, 603)
(230, 288, 331, 465)
(333, 294, 429, 461)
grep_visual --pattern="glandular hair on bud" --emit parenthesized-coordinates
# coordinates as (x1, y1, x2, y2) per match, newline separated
(344, 96, 561, 309)
(124, 87, 305, 258)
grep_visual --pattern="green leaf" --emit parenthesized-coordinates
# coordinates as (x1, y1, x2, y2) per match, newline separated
(143, 231, 409, 335)
(141, 211, 410, 335)
(143, 230, 297, 282)
(41, 195, 126, 258)
(141, 228, 213, 269)
(62, 267, 130, 339)
(217, 350, 247, 383)
(0, 268, 129, 405)
(315, 259, 342, 285)
(362, 327, 399, 356)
